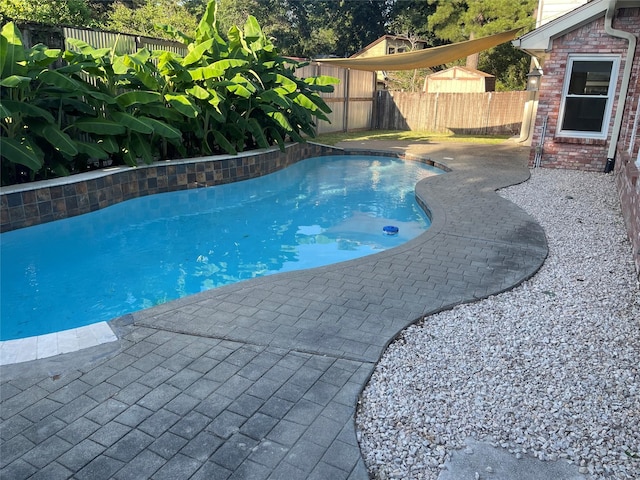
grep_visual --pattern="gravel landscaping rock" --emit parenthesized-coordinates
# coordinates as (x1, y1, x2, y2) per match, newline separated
(356, 169, 640, 480)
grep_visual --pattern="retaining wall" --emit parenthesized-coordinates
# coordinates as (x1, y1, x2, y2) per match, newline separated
(0, 143, 337, 232)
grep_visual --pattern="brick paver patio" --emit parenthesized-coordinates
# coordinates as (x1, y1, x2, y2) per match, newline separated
(1, 142, 547, 480)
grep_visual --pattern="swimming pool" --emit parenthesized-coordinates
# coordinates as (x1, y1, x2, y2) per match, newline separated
(0, 155, 442, 341)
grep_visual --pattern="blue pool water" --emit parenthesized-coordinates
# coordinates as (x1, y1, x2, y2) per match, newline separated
(0, 155, 442, 340)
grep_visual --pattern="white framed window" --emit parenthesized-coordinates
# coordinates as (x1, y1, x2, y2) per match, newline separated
(557, 55, 620, 140)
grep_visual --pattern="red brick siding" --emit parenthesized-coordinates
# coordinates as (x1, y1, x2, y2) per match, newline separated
(530, 8, 640, 277)
(530, 9, 640, 172)
(615, 150, 640, 276)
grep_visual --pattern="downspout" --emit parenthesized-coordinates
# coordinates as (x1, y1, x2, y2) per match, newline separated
(603, 0, 637, 173)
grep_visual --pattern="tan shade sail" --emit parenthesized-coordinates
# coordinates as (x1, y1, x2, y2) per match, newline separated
(314, 29, 521, 71)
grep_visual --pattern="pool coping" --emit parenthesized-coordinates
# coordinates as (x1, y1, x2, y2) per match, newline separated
(127, 141, 547, 368)
(0, 322, 117, 366)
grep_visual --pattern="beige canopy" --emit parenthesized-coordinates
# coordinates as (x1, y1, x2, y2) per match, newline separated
(314, 29, 521, 71)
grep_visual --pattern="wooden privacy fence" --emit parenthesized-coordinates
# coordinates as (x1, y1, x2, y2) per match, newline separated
(374, 90, 529, 136)
(62, 27, 188, 56)
(16, 22, 188, 55)
(295, 64, 376, 135)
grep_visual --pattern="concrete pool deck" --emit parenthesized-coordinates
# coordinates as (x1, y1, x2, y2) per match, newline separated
(1, 141, 554, 479)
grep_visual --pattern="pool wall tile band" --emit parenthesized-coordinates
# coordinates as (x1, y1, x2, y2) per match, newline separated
(0, 143, 333, 232)
(0, 143, 449, 232)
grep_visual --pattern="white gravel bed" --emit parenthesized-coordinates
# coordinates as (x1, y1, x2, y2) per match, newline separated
(356, 169, 640, 479)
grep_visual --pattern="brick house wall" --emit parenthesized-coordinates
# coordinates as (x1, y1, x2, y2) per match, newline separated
(614, 50, 639, 275)
(529, 7, 640, 275)
(530, 8, 640, 171)
(615, 150, 640, 276)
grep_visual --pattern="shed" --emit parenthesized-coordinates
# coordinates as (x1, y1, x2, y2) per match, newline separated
(423, 66, 496, 93)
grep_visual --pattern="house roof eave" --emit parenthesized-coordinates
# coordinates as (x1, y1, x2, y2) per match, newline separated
(512, 0, 610, 55)
(350, 35, 430, 59)
(350, 36, 389, 58)
(513, 0, 640, 57)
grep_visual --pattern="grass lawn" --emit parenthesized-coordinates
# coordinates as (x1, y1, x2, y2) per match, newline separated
(312, 130, 512, 146)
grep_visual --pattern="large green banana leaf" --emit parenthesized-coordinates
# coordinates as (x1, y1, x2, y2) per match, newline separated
(110, 112, 154, 134)
(0, 137, 44, 171)
(0, 23, 27, 78)
(75, 118, 127, 135)
(1, 100, 56, 124)
(34, 124, 79, 156)
(115, 91, 163, 109)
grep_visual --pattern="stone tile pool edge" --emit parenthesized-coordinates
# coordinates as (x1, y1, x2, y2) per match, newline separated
(0, 142, 450, 365)
(1, 142, 448, 233)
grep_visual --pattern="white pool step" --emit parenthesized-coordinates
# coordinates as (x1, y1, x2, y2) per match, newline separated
(0, 322, 117, 366)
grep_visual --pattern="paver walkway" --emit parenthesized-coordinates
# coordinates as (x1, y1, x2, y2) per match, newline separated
(0, 142, 547, 480)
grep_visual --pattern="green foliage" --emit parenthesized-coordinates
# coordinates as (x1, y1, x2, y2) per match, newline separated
(213, 0, 392, 58)
(427, 0, 536, 41)
(479, 42, 530, 91)
(383, 1, 442, 94)
(59, 39, 186, 166)
(0, 22, 83, 183)
(386, 68, 431, 93)
(216, 0, 269, 37)
(387, 1, 438, 41)
(426, 0, 537, 89)
(0, 0, 97, 26)
(0, 2, 338, 185)
(156, 1, 337, 155)
(102, 0, 198, 40)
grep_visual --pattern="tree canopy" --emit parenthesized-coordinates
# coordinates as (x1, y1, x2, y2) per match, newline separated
(0, 0, 537, 89)
(0, 0, 96, 26)
(102, 0, 197, 39)
(426, 0, 537, 89)
(427, 0, 536, 40)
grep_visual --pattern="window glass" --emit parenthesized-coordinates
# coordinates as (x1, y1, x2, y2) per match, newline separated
(562, 97, 607, 131)
(567, 61, 613, 95)
(558, 56, 619, 139)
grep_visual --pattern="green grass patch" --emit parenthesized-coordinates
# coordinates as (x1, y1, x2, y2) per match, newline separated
(312, 130, 511, 146)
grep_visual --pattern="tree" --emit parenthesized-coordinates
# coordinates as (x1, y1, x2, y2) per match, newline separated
(102, 0, 197, 39)
(427, 0, 535, 41)
(216, 0, 267, 35)
(384, 1, 440, 92)
(480, 42, 532, 91)
(268, 0, 392, 58)
(426, 0, 537, 89)
(341, 0, 391, 55)
(0, 0, 97, 26)
(215, 0, 297, 54)
(388, 0, 437, 40)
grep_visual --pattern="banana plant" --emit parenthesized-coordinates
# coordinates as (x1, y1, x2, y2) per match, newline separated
(1, 0, 340, 185)
(155, 0, 339, 155)
(222, 13, 337, 150)
(61, 40, 183, 166)
(0, 22, 94, 184)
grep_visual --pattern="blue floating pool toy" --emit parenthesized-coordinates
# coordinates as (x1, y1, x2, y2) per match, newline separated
(383, 225, 399, 235)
